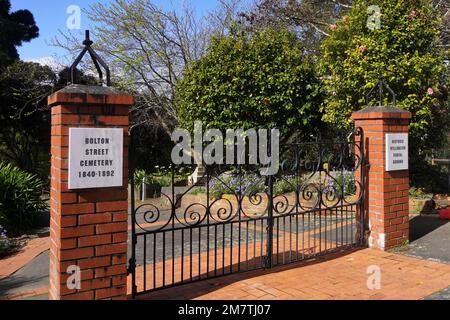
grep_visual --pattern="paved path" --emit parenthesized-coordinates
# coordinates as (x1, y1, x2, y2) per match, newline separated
(396, 214, 450, 300)
(2, 215, 450, 300)
(137, 248, 450, 300)
(0, 237, 49, 280)
(0, 237, 50, 300)
(396, 215, 450, 263)
(0, 251, 49, 299)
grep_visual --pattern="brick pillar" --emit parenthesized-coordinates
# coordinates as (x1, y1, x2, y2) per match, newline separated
(352, 107, 411, 250)
(48, 84, 133, 300)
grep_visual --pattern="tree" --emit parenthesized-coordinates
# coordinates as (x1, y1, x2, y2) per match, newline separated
(320, 0, 450, 188)
(432, 0, 450, 50)
(55, 66, 99, 90)
(176, 28, 324, 141)
(0, 61, 56, 178)
(239, 0, 353, 54)
(241, 1, 450, 55)
(53, 0, 245, 135)
(0, 0, 39, 69)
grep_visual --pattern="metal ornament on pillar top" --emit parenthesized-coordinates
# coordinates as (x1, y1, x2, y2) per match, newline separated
(69, 30, 111, 87)
(365, 76, 397, 109)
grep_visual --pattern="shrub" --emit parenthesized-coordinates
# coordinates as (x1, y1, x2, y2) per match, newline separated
(208, 172, 305, 199)
(408, 187, 431, 199)
(0, 163, 48, 235)
(133, 167, 189, 188)
(176, 27, 325, 141)
(209, 172, 266, 199)
(189, 187, 206, 196)
(320, 0, 450, 178)
(326, 172, 356, 198)
(273, 175, 300, 196)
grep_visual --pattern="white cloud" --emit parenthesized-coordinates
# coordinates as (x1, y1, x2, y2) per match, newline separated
(24, 57, 65, 73)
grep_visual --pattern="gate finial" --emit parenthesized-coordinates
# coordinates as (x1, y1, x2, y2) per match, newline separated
(69, 30, 111, 86)
(365, 75, 396, 109)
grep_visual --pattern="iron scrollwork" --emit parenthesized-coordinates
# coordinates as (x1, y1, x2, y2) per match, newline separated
(132, 127, 364, 233)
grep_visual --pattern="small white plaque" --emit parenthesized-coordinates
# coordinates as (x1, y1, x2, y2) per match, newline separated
(68, 128, 123, 189)
(385, 133, 409, 171)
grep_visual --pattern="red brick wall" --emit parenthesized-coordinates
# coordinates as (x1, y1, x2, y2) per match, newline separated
(48, 87, 133, 300)
(352, 110, 411, 250)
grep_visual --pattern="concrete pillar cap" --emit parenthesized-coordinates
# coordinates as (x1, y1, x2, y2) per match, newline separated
(352, 106, 411, 120)
(48, 84, 134, 106)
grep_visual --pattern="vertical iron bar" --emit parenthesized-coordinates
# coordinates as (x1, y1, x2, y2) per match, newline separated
(360, 128, 366, 246)
(318, 167, 322, 255)
(351, 205, 354, 245)
(335, 207, 338, 250)
(347, 206, 350, 246)
(238, 218, 241, 272)
(230, 222, 233, 273)
(290, 216, 293, 261)
(238, 167, 242, 273)
(190, 228, 193, 281)
(325, 198, 327, 253)
(246, 220, 249, 271)
(253, 220, 256, 269)
(302, 211, 305, 260)
(143, 234, 147, 292)
(129, 133, 137, 298)
(283, 216, 286, 264)
(153, 233, 156, 289)
(206, 171, 210, 278)
(171, 167, 175, 286)
(222, 223, 225, 275)
(307, 212, 310, 258)
(198, 226, 201, 280)
(260, 219, 264, 267)
(341, 203, 344, 248)
(266, 174, 274, 268)
(276, 217, 280, 265)
(181, 229, 184, 283)
(214, 224, 218, 277)
(341, 150, 347, 248)
(163, 231, 166, 287)
(296, 213, 299, 261)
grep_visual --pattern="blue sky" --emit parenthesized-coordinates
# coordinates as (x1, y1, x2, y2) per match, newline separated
(10, 0, 228, 61)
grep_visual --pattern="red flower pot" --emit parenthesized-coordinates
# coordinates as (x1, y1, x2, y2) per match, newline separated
(439, 209, 450, 220)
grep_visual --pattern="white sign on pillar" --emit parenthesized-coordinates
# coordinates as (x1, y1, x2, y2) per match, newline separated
(68, 128, 124, 189)
(385, 133, 409, 171)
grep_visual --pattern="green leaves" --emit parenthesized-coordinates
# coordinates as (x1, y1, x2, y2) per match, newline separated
(320, 0, 450, 161)
(176, 28, 324, 140)
(0, 0, 39, 70)
(0, 162, 47, 235)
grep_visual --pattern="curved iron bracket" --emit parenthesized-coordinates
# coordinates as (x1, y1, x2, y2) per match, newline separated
(365, 76, 396, 108)
(69, 30, 111, 86)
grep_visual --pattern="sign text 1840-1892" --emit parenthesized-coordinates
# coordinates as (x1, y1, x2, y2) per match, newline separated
(68, 128, 123, 189)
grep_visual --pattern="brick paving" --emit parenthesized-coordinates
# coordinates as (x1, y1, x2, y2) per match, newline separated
(2, 222, 450, 300)
(135, 248, 450, 300)
(129, 218, 353, 293)
(0, 286, 48, 300)
(0, 237, 50, 280)
(2, 246, 450, 300)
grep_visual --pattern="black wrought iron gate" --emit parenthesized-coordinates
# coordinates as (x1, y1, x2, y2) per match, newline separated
(128, 128, 365, 298)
